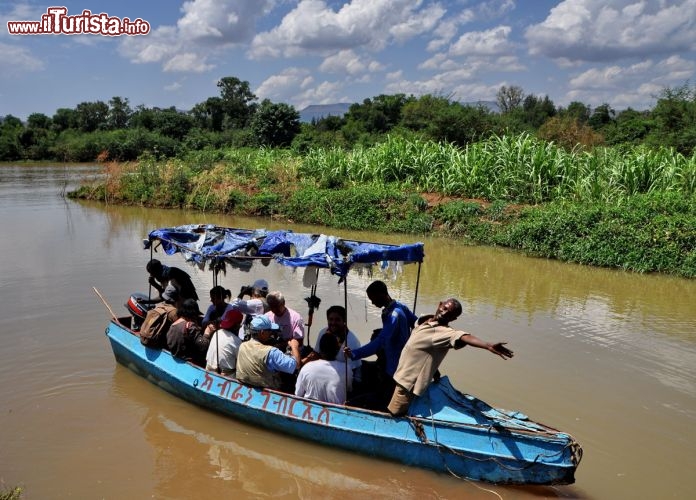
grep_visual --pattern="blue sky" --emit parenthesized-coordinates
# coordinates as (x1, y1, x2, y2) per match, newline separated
(2, 0, 695, 120)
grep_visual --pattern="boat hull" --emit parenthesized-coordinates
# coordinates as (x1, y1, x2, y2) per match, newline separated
(106, 319, 580, 485)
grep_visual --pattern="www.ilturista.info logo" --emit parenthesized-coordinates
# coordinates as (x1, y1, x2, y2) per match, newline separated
(7, 7, 150, 36)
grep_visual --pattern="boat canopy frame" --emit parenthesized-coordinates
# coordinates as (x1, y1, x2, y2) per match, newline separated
(145, 224, 424, 278)
(144, 224, 425, 326)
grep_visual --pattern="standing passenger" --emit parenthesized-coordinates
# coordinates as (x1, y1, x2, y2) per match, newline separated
(144, 258, 199, 302)
(387, 298, 513, 416)
(345, 280, 417, 408)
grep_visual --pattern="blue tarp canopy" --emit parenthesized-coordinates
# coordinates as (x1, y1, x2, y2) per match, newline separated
(145, 225, 424, 278)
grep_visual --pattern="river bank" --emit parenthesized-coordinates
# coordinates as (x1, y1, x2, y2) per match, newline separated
(68, 154, 696, 278)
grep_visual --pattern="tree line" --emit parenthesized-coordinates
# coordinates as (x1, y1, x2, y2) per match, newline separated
(1, 76, 695, 162)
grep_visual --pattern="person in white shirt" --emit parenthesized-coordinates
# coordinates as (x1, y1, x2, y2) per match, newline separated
(296, 333, 352, 404)
(205, 309, 244, 376)
(226, 279, 269, 340)
(313, 305, 362, 383)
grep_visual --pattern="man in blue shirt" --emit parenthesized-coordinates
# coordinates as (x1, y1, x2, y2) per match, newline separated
(346, 280, 417, 409)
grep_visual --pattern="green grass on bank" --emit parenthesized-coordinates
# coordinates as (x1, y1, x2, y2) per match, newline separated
(68, 135, 696, 278)
(0, 486, 23, 500)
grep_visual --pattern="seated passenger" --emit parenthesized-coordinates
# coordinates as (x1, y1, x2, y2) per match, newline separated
(166, 299, 207, 366)
(202, 286, 232, 329)
(236, 316, 301, 391)
(235, 278, 269, 307)
(265, 291, 305, 347)
(313, 305, 362, 383)
(228, 280, 270, 339)
(205, 309, 244, 376)
(296, 333, 352, 404)
(139, 286, 180, 348)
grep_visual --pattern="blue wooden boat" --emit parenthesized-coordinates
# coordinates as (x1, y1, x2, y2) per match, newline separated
(102, 225, 582, 485)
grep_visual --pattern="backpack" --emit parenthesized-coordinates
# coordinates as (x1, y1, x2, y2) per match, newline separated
(140, 303, 177, 348)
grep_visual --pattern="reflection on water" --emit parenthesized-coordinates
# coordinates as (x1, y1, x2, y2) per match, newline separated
(2, 164, 696, 499)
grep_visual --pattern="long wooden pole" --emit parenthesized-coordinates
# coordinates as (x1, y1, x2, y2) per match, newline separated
(93, 287, 119, 322)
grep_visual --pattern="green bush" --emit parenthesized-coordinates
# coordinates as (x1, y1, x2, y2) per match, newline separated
(497, 192, 696, 276)
(247, 191, 281, 216)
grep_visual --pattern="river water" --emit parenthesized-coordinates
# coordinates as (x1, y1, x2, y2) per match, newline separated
(0, 164, 694, 499)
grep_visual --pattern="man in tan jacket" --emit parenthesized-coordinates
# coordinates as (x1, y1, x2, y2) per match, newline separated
(387, 298, 513, 416)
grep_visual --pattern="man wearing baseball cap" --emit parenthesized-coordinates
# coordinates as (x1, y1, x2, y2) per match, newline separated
(236, 316, 301, 391)
(205, 309, 244, 376)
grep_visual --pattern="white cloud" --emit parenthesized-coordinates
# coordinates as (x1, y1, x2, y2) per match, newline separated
(450, 25, 515, 56)
(177, 0, 271, 43)
(255, 67, 314, 101)
(163, 53, 215, 72)
(294, 80, 349, 108)
(319, 49, 383, 75)
(255, 66, 350, 109)
(164, 81, 183, 91)
(119, 0, 272, 72)
(427, 10, 476, 51)
(0, 42, 44, 75)
(420, 51, 524, 74)
(526, 0, 696, 63)
(477, 0, 517, 20)
(564, 55, 696, 108)
(386, 73, 501, 102)
(386, 70, 403, 81)
(249, 0, 445, 59)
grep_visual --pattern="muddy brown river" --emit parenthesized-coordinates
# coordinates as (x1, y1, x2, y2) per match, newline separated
(1, 164, 694, 499)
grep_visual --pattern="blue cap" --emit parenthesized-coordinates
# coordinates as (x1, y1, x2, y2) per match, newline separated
(250, 315, 280, 332)
(252, 279, 269, 292)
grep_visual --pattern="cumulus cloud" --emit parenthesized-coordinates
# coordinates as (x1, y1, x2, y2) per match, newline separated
(164, 81, 183, 91)
(420, 51, 524, 73)
(256, 67, 312, 100)
(163, 53, 215, 72)
(249, 0, 445, 59)
(119, 0, 272, 72)
(450, 25, 515, 56)
(427, 10, 476, 52)
(477, 0, 516, 20)
(565, 55, 696, 108)
(255, 67, 349, 109)
(0, 43, 44, 75)
(319, 49, 384, 75)
(526, 0, 696, 63)
(386, 73, 501, 102)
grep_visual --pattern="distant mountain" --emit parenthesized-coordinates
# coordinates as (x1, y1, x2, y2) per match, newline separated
(461, 100, 500, 113)
(299, 103, 352, 122)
